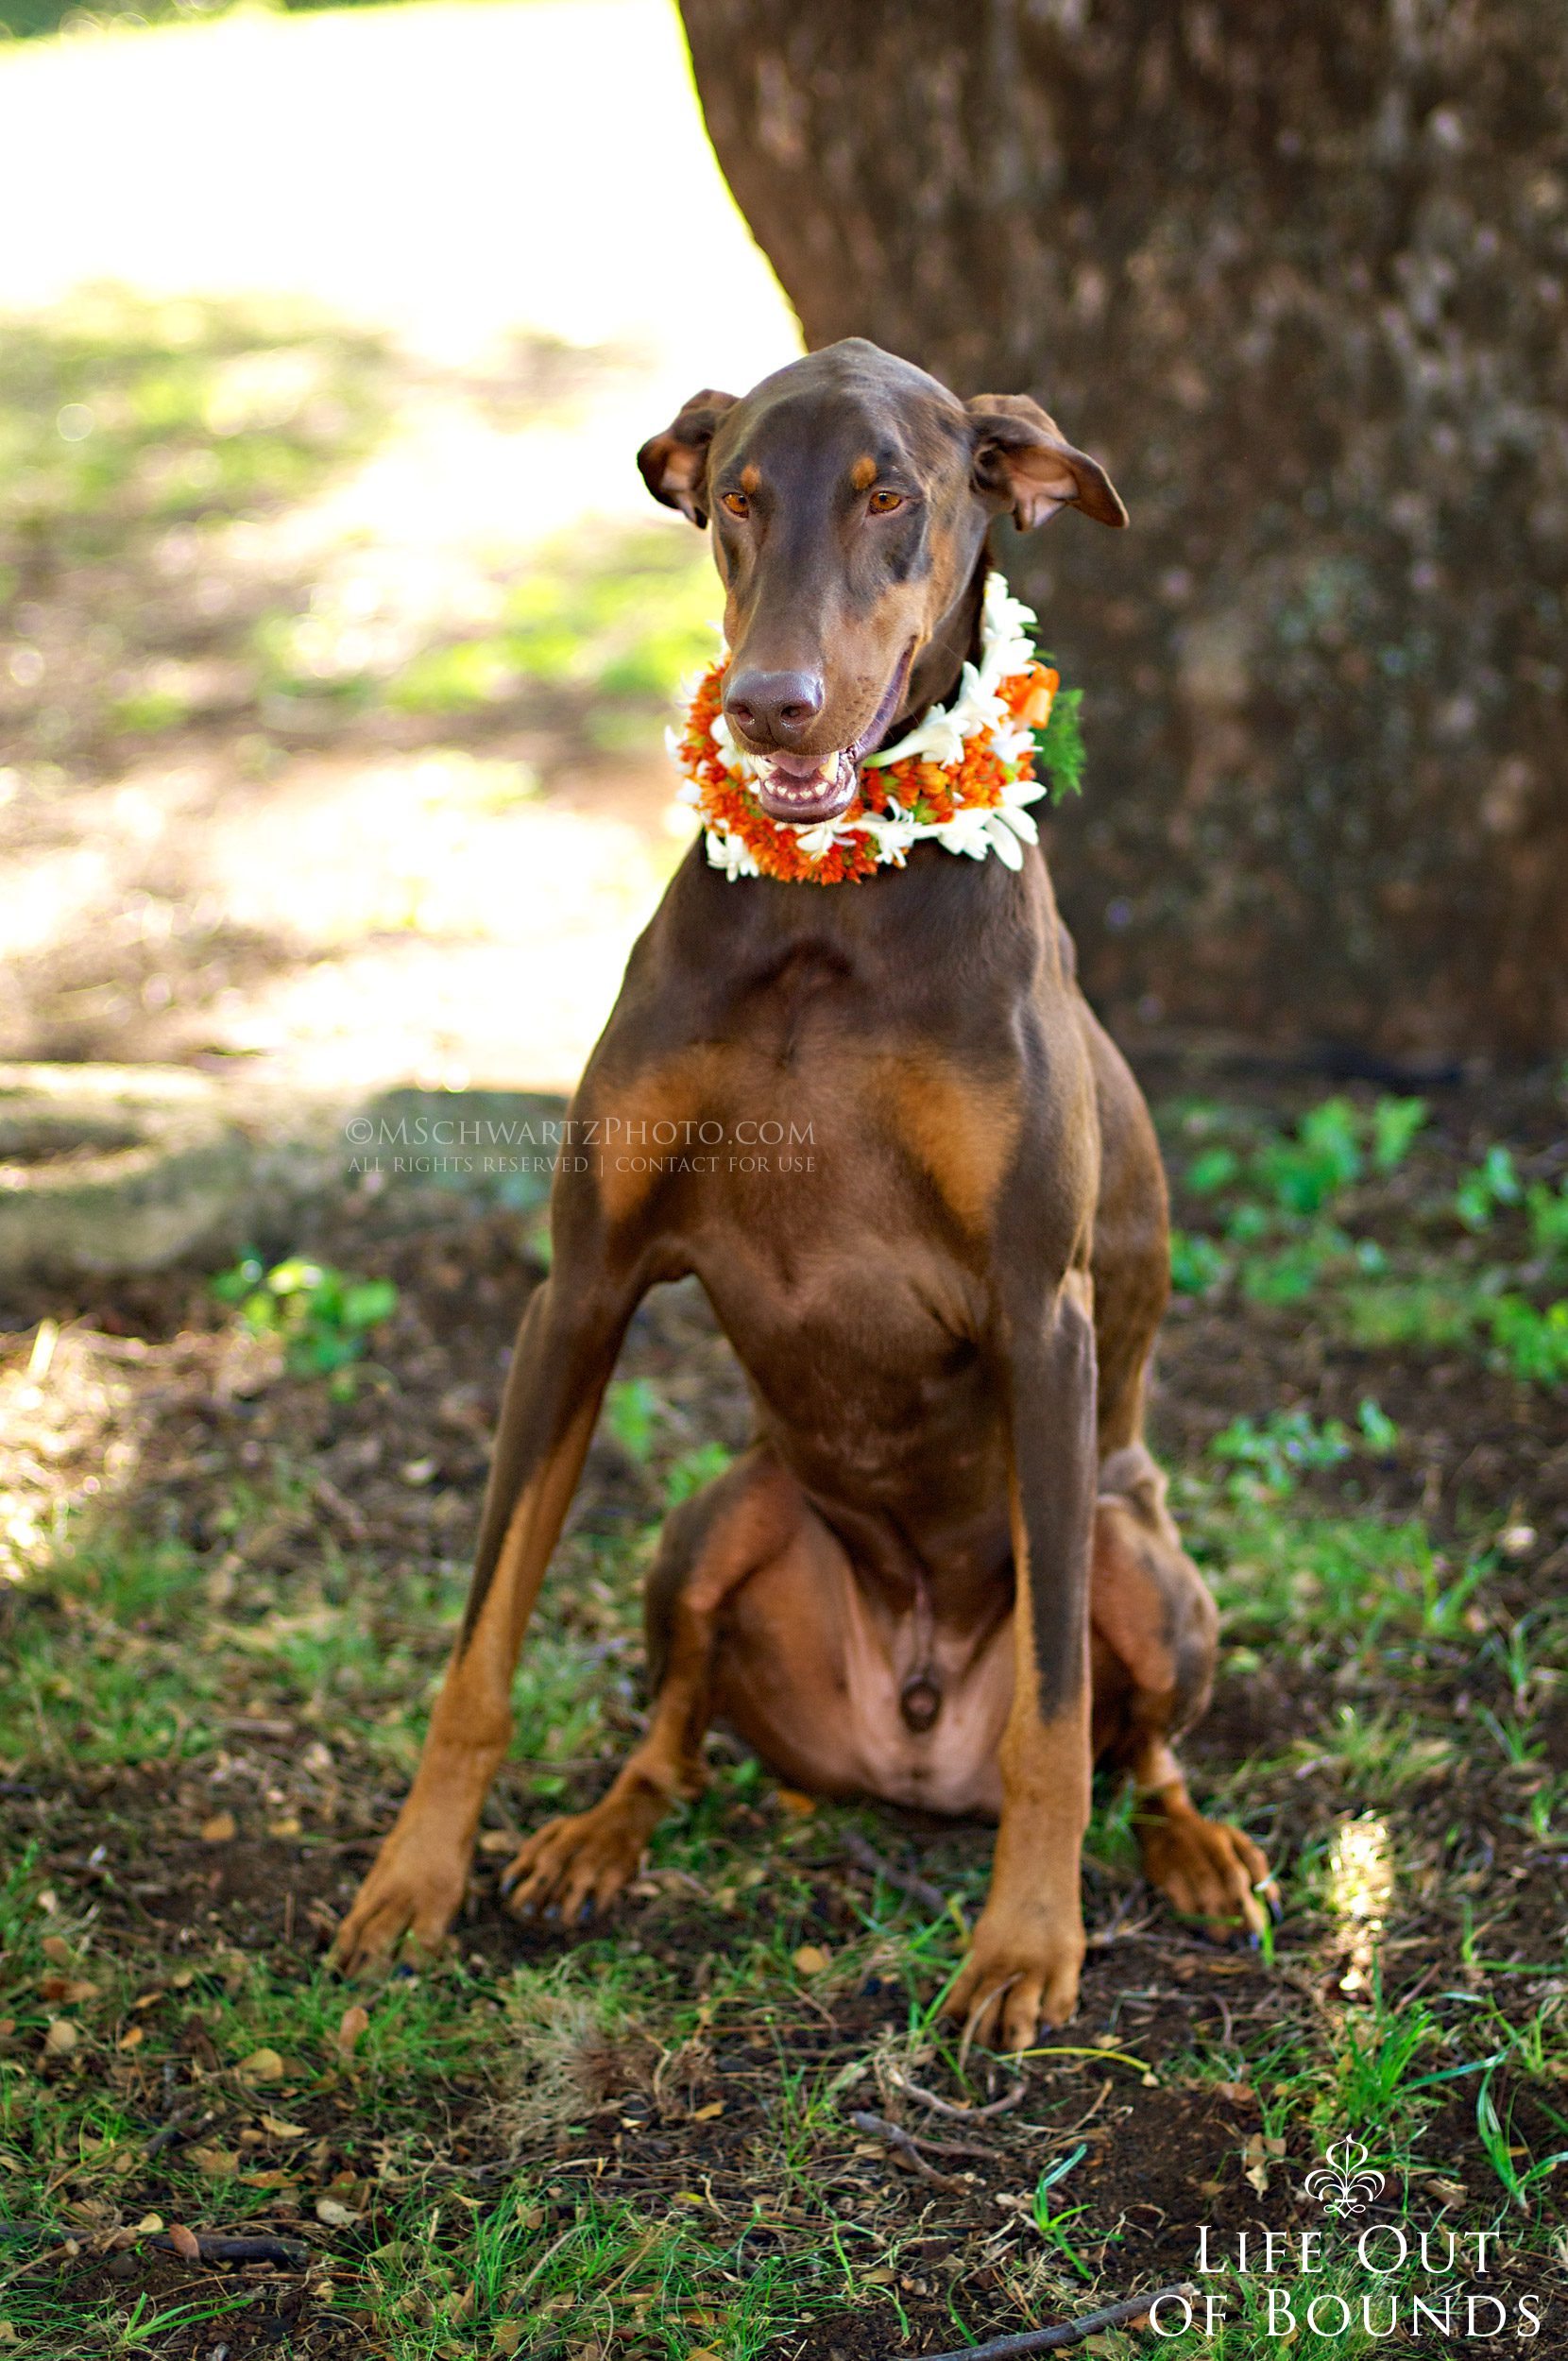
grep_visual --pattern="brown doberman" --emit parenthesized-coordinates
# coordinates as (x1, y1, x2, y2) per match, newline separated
(332, 338, 1272, 2050)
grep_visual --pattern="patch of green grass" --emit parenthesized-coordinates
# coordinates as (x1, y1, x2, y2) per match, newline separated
(0, 290, 387, 578)
(1167, 1093, 1567, 1389)
(380, 525, 720, 738)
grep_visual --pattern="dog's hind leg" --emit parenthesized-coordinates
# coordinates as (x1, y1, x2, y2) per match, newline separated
(1091, 1444, 1276, 1937)
(502, 1447, 809, 1922)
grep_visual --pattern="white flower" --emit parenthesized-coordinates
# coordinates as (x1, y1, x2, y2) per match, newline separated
(861, 813, 919, 864)
(992, 801, 1039, 845)
(935, 808, 998, 862)
(794, 816, 848, 861)
(983, 813, 1026, 870)
(707, 827, 759, 881)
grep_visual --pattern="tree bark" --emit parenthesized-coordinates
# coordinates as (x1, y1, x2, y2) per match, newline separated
(677, 0, 1568, 1062)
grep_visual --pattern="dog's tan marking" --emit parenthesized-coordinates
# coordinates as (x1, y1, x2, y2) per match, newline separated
(850, 454, 878, 491)
(740, 462, 761, 495)
(590, 1048, 731, 1226)
(879, 1057, 1021, 1236)
(944, 1430, 1091, 2049)
(330, 1374, 606, 1971)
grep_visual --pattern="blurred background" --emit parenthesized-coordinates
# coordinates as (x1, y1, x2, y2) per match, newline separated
(0, 0, 796, 1102)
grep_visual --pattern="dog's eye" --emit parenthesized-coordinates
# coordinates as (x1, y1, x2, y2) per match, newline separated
(720, 490, 750, 519)
(868, 488, 904, 513)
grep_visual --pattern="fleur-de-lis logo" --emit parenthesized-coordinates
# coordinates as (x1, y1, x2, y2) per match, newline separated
(1304, 2135, 1386, 2216)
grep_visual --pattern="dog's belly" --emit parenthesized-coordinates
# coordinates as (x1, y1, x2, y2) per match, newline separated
(710, 1508, 1012, 1818)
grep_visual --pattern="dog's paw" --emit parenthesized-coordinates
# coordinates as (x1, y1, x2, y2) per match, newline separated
(942, 1905, 1084, 2053)
(500, 1803, 647, 1925)
(329, 1822, 467, 1976)
(1138, 1801, 1276, 1940)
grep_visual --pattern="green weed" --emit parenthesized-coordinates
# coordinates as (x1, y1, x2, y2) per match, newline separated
(211, 1254, 399, 1380)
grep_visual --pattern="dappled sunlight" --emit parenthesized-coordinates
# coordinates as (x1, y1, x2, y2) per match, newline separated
(1327, 1812, 1394, 1998)
(0, 1320, 142, 1584)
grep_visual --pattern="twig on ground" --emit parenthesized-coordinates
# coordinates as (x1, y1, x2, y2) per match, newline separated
(847, 2111, 967, 2191)
(0, 2222, 306, 2267)
(841, 1830, 949, 1916)
(891, 2069, 1027, 2121)
(144, 2105, 203, 2158)
(871, 2117, 1002, 2162)
(888, 2281, 1199, 2359)
(148, 2232, 308, 2266)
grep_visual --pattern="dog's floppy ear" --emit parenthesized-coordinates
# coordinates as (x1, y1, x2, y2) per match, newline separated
(967, 393, 1128, 530)
(637, 388, 740, 527)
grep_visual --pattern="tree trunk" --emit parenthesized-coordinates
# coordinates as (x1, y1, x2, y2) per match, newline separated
(677, 0, 1568, 1063)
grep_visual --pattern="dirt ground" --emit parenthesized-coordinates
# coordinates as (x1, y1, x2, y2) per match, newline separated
(1, 1057, 1565, 2357)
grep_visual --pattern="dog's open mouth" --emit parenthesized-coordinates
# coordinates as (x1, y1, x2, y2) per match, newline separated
(752, 747, 861, 825)
(745, 646, 914, 828)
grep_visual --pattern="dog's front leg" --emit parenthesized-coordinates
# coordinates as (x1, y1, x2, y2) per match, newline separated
(946, 1273, 1098, 2051)
(332, 1264, 639, 1972)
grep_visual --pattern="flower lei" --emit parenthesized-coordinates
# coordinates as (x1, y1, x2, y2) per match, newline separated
(668, 572, 1066, 886)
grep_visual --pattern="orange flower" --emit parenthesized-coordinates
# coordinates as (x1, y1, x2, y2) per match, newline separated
(1008, 662, 1059, 731)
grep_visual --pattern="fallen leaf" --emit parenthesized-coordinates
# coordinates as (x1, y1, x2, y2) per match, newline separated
(775, 1788, 816, 1816)
(315, 2195, 360, 2228)
(132, 1991, 163, 2011)
(336, 2004, 369, 2059)
(268, 1816, 302, 1839)
(691, 2100, 724, 2121)
(43, 2019, 77, 2056)
(792, 1944, 830, 1976)
(261, 2113, 308, 2139)
(491, 2325, 523, 2357)
(170, 1968, 194, 1990)
(189, 2147, 240, 2178)
(240, 2169, 298, 2190)
(168, 2224, 201, 2261)
(237, 2047, 286, 2084)
(40, 1976, 98, 2005)
(200, 1813, 236, 1844)
(132, 2214, 163, 2234)
(477, 1830, 520, 1856)
(118, 2027, 145, 2053)
(1216, 2080, 1255, 2105)
(401, 1456, 436, 1486)
(687, 2349, 722, 2361)
(40, 1936, 73, 1966)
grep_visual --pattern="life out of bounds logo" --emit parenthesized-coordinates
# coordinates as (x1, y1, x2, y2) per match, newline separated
(1145, 2130, 1547, 2343)
(1302, 2134, 1386, 2217)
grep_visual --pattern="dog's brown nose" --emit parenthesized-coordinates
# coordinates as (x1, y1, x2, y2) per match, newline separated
(724, 668, 824, 749)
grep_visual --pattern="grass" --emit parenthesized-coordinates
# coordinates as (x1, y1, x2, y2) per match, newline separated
(0, 1086, 1565, 2354)
(1163, 1088, 1568, 1388)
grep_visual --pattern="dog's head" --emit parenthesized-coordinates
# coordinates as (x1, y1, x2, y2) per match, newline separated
(638, 338, 1125, 825)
